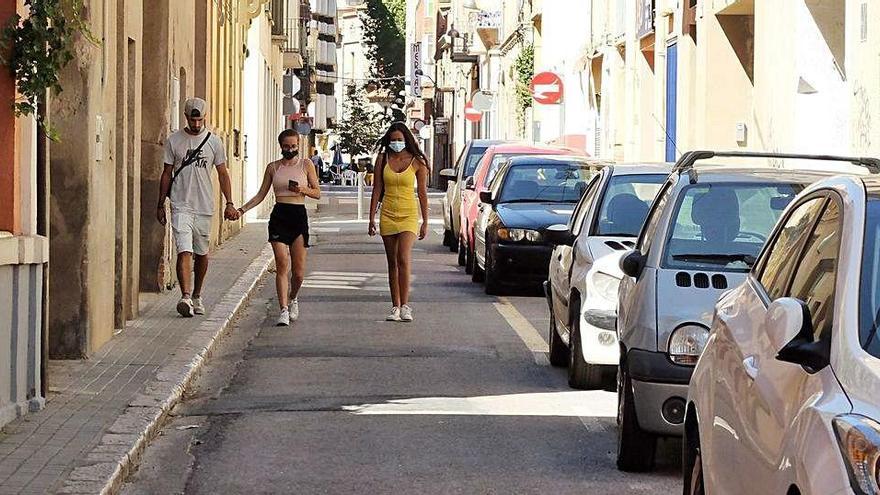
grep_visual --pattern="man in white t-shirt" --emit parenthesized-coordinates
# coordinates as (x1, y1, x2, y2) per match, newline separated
(156, 98, 239, 317)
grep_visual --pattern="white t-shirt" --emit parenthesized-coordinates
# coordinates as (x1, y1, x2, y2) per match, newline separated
(163, 129, 227, 216)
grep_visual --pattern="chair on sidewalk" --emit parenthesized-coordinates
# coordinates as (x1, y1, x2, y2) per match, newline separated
(342, 169, 357, 186)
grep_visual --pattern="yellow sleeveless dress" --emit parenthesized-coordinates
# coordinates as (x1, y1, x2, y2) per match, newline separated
(380, 158, 419, 236)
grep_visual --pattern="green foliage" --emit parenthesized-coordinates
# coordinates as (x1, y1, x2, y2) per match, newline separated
(513, 43, 534, 132)
(361, 0, 405, 95)
(0, 0, 95, 140)
(334, 84, 388, 158)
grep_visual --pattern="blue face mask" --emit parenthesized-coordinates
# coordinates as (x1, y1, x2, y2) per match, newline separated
(388, 141, 406, 153)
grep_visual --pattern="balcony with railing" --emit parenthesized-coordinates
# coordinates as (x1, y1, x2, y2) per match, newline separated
(283, 17, 310, 69)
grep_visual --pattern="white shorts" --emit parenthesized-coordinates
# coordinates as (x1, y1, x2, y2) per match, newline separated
(171, 211, 212, 256)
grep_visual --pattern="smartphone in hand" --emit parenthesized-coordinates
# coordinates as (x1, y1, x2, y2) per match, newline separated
(289, 179, 299, 190)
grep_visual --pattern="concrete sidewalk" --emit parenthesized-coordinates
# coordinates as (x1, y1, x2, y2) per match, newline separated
(0, 223, 274, 495)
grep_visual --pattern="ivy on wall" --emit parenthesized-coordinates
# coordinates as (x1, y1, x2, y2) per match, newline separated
(0, 0, 95, 139)
(512, 43, 534, 133)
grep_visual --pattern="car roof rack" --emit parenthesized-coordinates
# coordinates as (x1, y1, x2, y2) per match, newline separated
(671, 150, 880, 183)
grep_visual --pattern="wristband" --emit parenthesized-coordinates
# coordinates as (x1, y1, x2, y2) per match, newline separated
(225, 201, 234, 206)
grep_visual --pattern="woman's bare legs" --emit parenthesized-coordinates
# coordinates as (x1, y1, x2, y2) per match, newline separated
(396, 232, 416, 306)
(382, 234, 401, 307)
(289, 236, 307, 300)
(271, 241, 291, 310)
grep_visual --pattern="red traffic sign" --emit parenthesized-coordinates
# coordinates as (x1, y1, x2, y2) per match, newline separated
(530, 71, 564, 104)
(464, 102, 482, 122)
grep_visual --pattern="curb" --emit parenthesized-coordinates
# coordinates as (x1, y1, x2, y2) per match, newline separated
(58, 245, 275, 495)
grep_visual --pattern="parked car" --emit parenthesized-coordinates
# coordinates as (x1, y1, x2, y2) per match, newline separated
(615, 151, 840, 472)
(440, 139, 505, 252)
(543, 164, 670, 389)
(684, 163, 880, 495)
(470, 155, 603, 294)
(459, 144, 583, 274)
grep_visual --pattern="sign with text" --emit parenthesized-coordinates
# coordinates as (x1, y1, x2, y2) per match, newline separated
(411, 42, 422, 97)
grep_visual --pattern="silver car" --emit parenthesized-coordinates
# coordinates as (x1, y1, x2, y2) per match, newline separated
(616, 151, 837, 472)
(544, 164, 670, 389)
(440, 139, 505, 255)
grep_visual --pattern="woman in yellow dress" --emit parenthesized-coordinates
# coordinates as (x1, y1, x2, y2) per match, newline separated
(368, 122, 430, 322)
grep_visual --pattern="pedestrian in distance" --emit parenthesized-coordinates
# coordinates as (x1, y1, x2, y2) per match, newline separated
(157, 97, 237, 318)
(368, 122, 430, 322)
(235, 129, 321, 326)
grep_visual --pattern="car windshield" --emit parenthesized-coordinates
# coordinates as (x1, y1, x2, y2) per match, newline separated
(497, 163, 595, 204)
(594, 174, 667, 236)
(485, 154, 518, 185)
(463, 146, 490, 177)
(859, 196, 880, 359)
(663, 183, 802, 272)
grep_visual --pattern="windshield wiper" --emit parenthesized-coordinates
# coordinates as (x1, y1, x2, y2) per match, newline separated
(671, 253, 757, 267)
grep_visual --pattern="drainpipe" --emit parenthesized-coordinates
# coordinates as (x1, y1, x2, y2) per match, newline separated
(36, 92, 48, 396)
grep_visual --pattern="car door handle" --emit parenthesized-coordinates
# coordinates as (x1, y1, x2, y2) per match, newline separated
(742, 355, 759, 381)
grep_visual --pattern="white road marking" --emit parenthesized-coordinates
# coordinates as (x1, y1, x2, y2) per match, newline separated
(493, 297, 549, 365)
(312, 227, 341, 233)
(342, 391, 616, 417)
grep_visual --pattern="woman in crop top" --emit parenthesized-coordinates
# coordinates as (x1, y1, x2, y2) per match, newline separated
(368, 122, 429, 323)
(236, 129, 321, 326)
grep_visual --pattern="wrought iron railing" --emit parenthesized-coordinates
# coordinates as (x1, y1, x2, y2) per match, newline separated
(284, 17, 310, 53)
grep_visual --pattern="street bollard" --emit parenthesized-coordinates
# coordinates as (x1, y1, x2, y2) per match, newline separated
(357, 171, 365, 220)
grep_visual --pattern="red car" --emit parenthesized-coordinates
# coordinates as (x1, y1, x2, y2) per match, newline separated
(458, 143, 584, 274)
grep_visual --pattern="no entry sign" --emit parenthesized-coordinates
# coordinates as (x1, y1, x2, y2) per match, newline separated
(464, 102, 482, 122)
(530, 72, 564, 104)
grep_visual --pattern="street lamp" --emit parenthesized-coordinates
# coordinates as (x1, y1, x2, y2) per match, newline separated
(414, 68, 437, 87)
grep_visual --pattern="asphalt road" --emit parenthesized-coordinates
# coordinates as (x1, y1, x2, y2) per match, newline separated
(121, 198, 681, 495)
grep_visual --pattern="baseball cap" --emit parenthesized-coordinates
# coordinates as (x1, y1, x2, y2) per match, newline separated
(184, 98, 208, 118)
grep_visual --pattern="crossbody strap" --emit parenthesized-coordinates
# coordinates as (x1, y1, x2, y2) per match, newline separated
(167, 132, 212, 197)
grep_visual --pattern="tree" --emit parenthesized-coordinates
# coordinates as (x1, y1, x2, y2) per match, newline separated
(334, 84, 387, 159)
(361, 0, 405, 95)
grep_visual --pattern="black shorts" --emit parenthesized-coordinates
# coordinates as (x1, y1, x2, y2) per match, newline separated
(268, 203, 310, 247)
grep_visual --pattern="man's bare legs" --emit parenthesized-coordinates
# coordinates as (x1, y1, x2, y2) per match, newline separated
(177, 252, 193, 297)
(193, 254, 209, 298)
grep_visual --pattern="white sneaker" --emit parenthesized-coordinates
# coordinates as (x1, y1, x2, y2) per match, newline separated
(277, 308, 290, 326)
(176, 297, 194, 317)
(192, 297, 205, 315)
(289, 299, 299, 321)
(400, 305, 413, 322)
(386, 307, 401, 322)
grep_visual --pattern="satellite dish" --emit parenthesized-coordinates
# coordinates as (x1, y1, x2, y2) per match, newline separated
(471, 91, 494, 112)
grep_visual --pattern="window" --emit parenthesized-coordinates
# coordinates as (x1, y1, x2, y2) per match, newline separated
(570, 175, 601, 235)
(663, 183, 802, 272)
(758, 197, 825, 300)
(789, 199, 841, 343)
(860, 197, 880, 359)
(462, 146, 489, 177)
(497, 164, 595, 204)
(637, 180, 674, 254)
(593, 174, 666, 237)
(485, 154, 516, 185)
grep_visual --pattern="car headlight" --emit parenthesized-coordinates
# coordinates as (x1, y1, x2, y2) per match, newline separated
(833, 414, 880, 495)
(590, 271, 621, 301)
(667, 324, 709, 365)
(497, 228, 542, 243)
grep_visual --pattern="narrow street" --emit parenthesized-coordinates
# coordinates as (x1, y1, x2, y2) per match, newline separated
(121, 194, 679, 494)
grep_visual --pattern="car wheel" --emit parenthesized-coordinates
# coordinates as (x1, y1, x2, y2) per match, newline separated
(471, 247, 485, 283)
(484, 248, 501, 295)
(442, 229, 452, 247)
(683, 416, 706, 495)
(617, 363, 657, 472)
(457, 237, 466, 266)
(548, 314, 569, 367)
(465, 241, 475, 274)
(568, 313, 606, 389)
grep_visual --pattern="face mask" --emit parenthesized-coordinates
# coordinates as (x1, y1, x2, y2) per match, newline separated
(388, 141, 406, 153)
(282, 150, 298, 160)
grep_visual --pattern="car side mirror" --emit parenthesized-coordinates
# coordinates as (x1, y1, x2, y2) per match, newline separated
(620, 249, 645, 278)
(479, 190, 493, 204)
(440, 168, 456, 180)
(465, 176, 476, 190)
(544, 224, 575, 246)
(767, 298, 830, 372)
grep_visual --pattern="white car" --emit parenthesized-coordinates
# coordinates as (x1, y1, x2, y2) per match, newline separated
(686, 169, 880, 495)
(544, 164, 670, 389)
